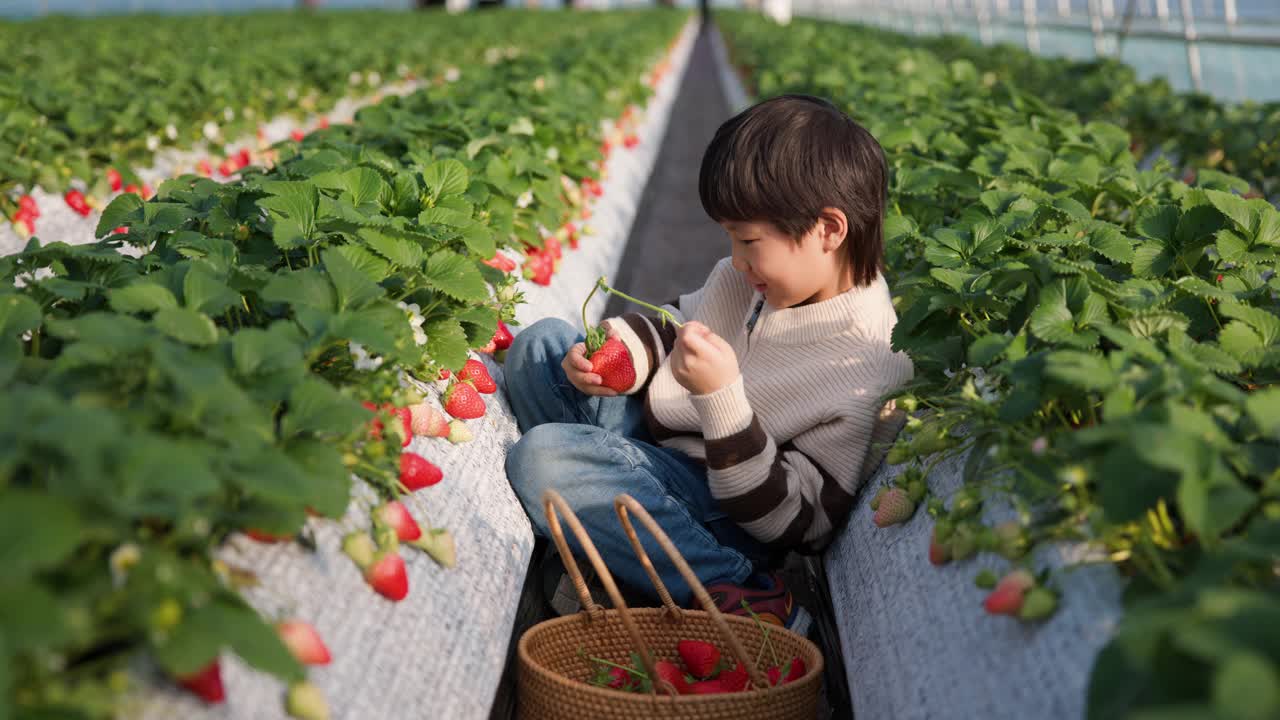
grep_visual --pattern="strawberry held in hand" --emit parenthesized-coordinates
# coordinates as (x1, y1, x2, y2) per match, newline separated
(578, 276, 684, 394)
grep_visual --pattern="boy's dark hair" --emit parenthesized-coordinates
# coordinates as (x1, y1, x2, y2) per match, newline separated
(698, 94, 887, 287)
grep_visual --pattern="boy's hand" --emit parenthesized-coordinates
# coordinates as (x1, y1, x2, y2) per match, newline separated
(562, 323, 621, 397)
(670, 321, 739, 396)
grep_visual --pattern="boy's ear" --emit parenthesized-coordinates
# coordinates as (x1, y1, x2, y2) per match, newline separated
(817, 207, 849, 253)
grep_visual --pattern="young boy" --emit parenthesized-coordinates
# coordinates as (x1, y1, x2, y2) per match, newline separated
(503, 94, 914, 632)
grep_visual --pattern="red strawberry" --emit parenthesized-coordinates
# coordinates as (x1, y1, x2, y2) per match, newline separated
(364, 551, 409, 601)
(218, 159, 237, 178)
(606, 666, 636, 690)
(236, 148, 252, 169)
(437, 368, 451, 381)
(386, 404, 412, 447)
(124, 183, 140, 197)
(767, 665, 782, 686)
(63, 189, 91, 217)
(400, 452, 443, 490)
(443, 380, 486, 419)
(783, 656, 806, 683)
(459, 359, 496, 394)
(483, 252, 517, 272)
(601, 140, 613, 157)
(523, 250, 555, 286)
(112, 225, 128, 235)
(623, 134, 639, 149)
(318, 116, 330, 129)
(718, 662, 750, 692)
(873, 487, 915, 528)
(276, 620, 332, 666)
(291, 129, 306, 142)
(177, 660, 225, 703)
(477, 338, 498, 354)
(13, 210, 35, 236)
(107, 168, 123, 192)
(677, 640, 720, 679)
(361, 401, 386, 439)
(983, 569, 1035, 616)
(197, 159, 213, 177)
(588, 337, 636, 393)
(653, 660, 690, 695)
(409, 403, 450, 438)
(18, 195, 39, 217)
(565, 223, 579, 250)
(493, 320, 514, 351)
(689, 679, 725, 695)
(376, 500, 422, 542)
(544, 234, 562, 261)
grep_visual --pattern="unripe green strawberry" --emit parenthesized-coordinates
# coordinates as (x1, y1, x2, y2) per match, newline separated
(949, 525, 978, 560)
(897, 395, 918, 412)
(409, 528, 457, 568)
(994, 521, 1029, 560)
(974, 569, 999, 589)
(928, 527, 951, 566)
(951, 488, 982, 518)
(873, 488, 916, 528)
(1018, 586, 1058, 621)
(885, 442, 911, 465)
(341, 532, 376, 569)
(286, 682, 330, 720)
(447, 419, 473, 444)
(906, 478, 927, 504)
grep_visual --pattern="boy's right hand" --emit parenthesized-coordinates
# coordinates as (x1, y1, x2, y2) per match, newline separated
(563, 326, 621, 397)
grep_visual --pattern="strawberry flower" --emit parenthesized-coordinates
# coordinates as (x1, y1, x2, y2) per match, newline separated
(349, 342, 384, 371)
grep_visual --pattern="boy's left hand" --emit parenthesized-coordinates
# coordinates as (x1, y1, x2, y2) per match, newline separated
(670, 321, 739, 396)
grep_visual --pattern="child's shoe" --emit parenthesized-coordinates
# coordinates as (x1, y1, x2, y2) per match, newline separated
(702, 572, 813, 637)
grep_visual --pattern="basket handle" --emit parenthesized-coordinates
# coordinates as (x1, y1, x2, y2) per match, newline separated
(613, 493, 772, 691)
(541, 490, 673, 697)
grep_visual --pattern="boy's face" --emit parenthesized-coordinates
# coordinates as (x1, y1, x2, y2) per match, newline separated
(721, 219, 838, 309)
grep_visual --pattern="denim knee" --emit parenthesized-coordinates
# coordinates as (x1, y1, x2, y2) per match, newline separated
(506, 423, 577, 534)
(507, 317, 575, 376)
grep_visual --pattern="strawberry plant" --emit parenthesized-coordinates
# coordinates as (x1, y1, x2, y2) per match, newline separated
(720, 11, 1280, 719)
(0, 9, 688, 719)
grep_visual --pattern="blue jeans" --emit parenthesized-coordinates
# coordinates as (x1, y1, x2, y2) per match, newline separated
(504, 317, 771, 606)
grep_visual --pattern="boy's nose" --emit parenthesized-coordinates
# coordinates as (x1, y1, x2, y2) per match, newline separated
(730, 252, 749, 275)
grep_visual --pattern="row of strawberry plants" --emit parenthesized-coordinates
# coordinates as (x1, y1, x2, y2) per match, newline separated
(0, 9, 687, 720)
(720, 11, 1279, 719)
(0, 10, 529, 211)
(911, 30, 1280, 198)
(744, 14, 1280, 198)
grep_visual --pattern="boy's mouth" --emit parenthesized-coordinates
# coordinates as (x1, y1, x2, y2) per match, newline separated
(754, 283, 768, 293)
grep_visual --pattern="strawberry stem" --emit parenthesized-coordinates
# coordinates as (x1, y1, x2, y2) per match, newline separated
(741, 599, 780, 668)
(594, 277, 684, 330)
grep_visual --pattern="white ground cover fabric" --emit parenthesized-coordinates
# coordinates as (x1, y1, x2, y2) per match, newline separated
(128, 18, 700, 720)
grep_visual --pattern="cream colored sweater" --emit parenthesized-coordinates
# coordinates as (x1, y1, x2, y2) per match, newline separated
(604, 257, 915, 553)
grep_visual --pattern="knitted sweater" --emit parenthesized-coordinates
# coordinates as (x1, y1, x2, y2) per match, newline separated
(603, 257, 915, 553)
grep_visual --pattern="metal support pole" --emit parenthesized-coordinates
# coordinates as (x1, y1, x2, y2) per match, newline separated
(1024, 0, 1041, 52)
(1178, 0, 1204, 92)
(977, 0, 994, 45)
(1224, 0, 1237, 27)
(1156, 0, 1170, 26)
(1088, 0, 1108, 56)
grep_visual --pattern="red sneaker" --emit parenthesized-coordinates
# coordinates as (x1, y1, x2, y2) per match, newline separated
(702, 572, 812, 636)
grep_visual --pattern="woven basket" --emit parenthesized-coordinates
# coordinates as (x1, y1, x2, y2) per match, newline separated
(517, 491, 824, 720)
